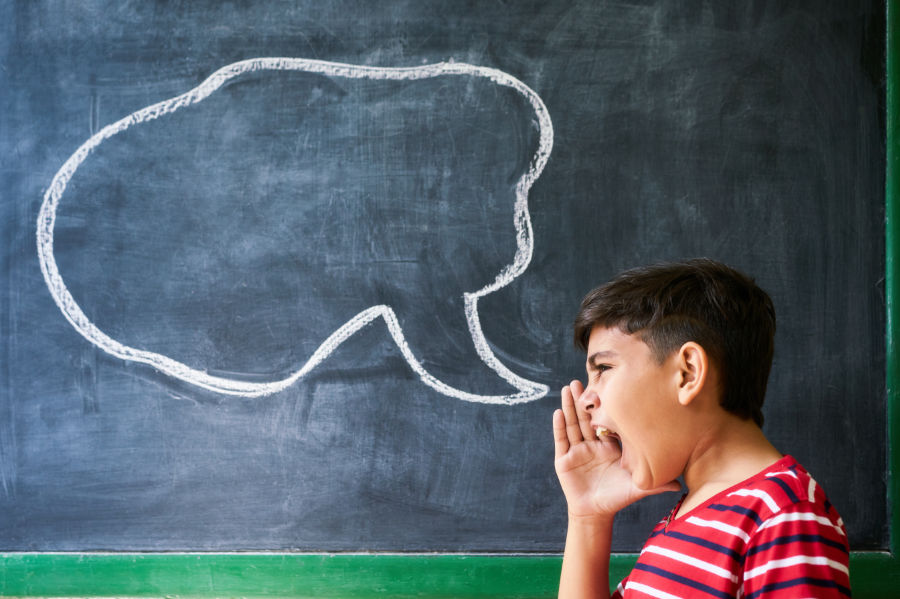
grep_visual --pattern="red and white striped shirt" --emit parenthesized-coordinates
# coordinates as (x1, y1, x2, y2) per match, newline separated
(612, 456, 850, 598)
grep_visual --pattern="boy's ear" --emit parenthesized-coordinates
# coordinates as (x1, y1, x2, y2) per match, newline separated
(675, 341, 708, 406)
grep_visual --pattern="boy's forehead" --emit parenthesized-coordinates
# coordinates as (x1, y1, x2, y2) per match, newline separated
(586, 325, 648, 358)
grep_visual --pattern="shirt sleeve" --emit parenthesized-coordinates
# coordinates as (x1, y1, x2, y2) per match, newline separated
(740, 500, 851, 598)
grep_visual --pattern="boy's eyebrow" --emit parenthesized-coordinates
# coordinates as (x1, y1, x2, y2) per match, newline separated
(586, 350, 618, 369)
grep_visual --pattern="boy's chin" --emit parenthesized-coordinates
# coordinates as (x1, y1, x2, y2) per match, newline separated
(633, 479, 655, 491)
(630, 469, 660, 492)
(630, 472, 651, 491)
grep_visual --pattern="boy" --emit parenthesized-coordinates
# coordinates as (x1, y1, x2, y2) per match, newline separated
(553, 259, 850, 598)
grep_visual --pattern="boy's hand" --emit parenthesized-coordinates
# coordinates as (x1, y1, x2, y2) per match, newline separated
(553, 380, 679, 519)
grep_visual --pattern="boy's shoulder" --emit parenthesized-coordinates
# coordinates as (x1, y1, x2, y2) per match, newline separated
(729, 455, 837, 516)
(691, 454, 846, 540)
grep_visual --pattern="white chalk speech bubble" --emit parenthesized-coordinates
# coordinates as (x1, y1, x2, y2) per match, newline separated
(36, 58, 553, 405)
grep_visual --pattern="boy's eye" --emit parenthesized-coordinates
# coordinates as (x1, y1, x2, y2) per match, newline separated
(590, 364, 611, 380)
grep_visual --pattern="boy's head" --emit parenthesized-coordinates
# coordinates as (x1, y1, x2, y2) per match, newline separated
(574, 258, 775, 427)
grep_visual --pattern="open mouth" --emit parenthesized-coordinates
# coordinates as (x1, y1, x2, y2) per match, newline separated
(595, 426, 623, 450)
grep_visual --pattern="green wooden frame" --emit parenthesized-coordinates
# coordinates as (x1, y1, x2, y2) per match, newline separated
(1, 3, 898, 597)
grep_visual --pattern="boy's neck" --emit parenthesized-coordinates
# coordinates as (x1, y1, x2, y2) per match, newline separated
(677, 415, 782, 516)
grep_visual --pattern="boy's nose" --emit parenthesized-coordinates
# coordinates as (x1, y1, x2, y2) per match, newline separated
(578, 389, 600, 412)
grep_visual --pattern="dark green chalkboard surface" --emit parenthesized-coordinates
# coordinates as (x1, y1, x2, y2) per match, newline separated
(0, 0, 892, 596)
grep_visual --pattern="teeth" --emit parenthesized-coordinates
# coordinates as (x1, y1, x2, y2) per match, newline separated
(596, 427, 611, 438)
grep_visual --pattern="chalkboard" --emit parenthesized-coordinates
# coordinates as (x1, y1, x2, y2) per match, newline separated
(0, 0, 886, 558)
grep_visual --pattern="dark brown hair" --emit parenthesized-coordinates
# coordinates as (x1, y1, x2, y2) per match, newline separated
(574, 258, 775, 427)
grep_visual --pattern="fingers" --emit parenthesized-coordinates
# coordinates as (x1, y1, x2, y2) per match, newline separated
(565, 380, 596, 443)
(568, 379, 585, 399)
(560, 382, 584, 447)
(575, 390, 596, 442)
(552, 409, 569, 459)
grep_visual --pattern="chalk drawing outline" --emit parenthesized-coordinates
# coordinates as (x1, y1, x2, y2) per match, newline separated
(36, 58, 553, 405)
